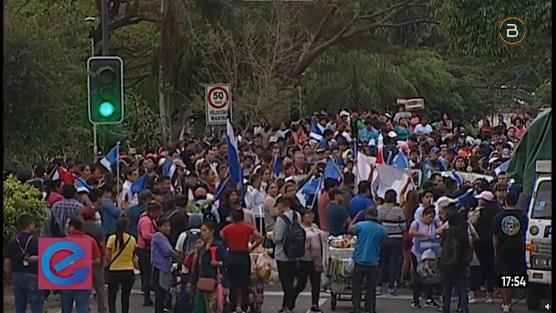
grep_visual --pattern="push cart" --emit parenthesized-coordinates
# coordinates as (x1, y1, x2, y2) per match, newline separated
(327, 247, 355, 311)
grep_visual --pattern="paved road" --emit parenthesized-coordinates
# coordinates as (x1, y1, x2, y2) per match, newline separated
(40, 281, 548, 313)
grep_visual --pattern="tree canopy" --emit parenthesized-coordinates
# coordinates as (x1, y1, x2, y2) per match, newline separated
(4, 0, 551, 169)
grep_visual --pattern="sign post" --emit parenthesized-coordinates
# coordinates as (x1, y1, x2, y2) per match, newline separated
(206, 84, 232, 126)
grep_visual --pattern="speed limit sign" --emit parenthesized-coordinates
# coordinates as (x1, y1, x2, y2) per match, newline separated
(206, 84, 231, 125)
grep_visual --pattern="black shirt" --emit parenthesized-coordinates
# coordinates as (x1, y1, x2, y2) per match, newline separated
(493, 209, 527, 258)
(7, 232, 39, 275)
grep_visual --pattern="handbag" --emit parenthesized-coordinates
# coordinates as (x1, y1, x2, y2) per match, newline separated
(196, 250, 217, 292)
(197, 277, 217, 292)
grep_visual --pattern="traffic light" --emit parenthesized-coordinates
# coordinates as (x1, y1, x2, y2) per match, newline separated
(87, 56, 124, 124)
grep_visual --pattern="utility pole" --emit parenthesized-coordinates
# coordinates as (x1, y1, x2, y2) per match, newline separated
(86, 16, 99, 158)
(101, 0, 110, 55)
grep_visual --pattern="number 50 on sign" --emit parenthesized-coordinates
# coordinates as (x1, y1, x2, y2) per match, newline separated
(206, 84, 232, 125)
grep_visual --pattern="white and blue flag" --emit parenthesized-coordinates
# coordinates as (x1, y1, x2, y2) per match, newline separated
(100, 143, 120, 172)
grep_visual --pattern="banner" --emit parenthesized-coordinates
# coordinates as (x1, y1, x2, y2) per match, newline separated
(371, 164, 411, 203)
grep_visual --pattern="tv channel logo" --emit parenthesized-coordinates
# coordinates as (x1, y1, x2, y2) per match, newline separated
(38, 238, 92, 290)
(497, 16, 527, 47)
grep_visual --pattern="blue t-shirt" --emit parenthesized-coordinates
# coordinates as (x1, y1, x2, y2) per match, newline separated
(352, 220, 387, 266)
(327, 203, 350, 236)
(349, 195, 375, 218)
(318, 140, 331, 151)
(395, 125, 409, 141)
(359, 127, 379, 143)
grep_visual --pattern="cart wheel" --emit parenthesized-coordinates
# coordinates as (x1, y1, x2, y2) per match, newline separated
(330, 292, 337, 311)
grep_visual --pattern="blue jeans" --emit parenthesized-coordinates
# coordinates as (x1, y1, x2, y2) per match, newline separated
(179, 274, 192, 313)
(12, 272, 44, 313)
(442, 268, 469, 313)
(61, 290, 91, 313)
(379, 238, 403, 288)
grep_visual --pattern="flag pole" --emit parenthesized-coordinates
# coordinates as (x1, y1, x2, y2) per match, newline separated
(116, 142, 120, 197)
(308, 175, 323, 212)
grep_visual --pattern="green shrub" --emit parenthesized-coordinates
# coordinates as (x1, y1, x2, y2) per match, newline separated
(3, 177, 47, 244)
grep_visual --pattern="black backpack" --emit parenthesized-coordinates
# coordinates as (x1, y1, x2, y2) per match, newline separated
(280, 213, 306, 259)
(439, 229, 471, 277)
(49, 214, 63, 238)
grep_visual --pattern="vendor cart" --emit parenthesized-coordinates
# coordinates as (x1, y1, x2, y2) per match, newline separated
(327, 246, 356, 311)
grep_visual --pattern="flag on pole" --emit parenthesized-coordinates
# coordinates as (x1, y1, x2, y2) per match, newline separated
(75, 176, 93, 193)
(310, 120, 325, 141)
(130, 173, 149, 195)
(227, 119, 242, 188)
(100, 143, 120, 172)
(296, 176, 322, 207)
(324, 159, 342, 181)
(49, 166, 75, 185)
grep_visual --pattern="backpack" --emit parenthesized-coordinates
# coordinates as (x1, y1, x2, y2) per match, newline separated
(49, 213, 63, 238)
(279, 213, 306, 259)
(438, 229, 471, 277)
(181, 230, 201, 261)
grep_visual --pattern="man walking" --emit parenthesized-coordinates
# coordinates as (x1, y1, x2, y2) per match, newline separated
(5, 215, 43, 313)
(52, 184, 84, 235)
(348, 207, 387, 313)
(62, 216, 102, 313)
(273, 196, 304, 313)
(493, 192, 527, 313)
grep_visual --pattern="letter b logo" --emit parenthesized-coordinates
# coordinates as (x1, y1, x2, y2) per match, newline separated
(497, 16, 527, 46)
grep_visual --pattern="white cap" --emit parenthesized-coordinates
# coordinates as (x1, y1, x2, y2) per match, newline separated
(339, 110, 350, 117)
(388, 131, 397, 138)
(435, 196, 458, 210)
(421, 249, 437, 261)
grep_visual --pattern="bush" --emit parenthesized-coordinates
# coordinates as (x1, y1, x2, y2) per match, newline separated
(3, 178, 47, 245)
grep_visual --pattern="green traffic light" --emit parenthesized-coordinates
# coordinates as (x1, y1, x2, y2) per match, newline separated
(99, 101, 115, 117)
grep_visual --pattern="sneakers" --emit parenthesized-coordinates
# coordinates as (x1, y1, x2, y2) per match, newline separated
(424, 299, 440, 309)
(410, 301, 421, 309)
(468, 291, 476, 304)
(387, 288, 395, 296)
(310, 305, 323, 312)
(376, 286, 383, 295)
(486, 293, 494, 304)
(502, 304, 511, 312)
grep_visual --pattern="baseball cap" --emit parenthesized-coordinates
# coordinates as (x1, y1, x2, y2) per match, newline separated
(421, 249, 437, 261)
(436, 196, 458, 210)
(388, 131, 397, 138)
(474, 190, 495, 202)
(188, 213, 203, 228)
(339, 110, 350, 117)
(430, 146, 440, 154)
(365, 206, 379, 218)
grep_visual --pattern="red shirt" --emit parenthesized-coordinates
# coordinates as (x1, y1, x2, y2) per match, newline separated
(221, 223, 255, 252)
(318, 192, 330, 231)
(67, 230, 101, 261)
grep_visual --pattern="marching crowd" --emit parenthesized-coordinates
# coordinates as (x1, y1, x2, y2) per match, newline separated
(4, 105, 535, 313)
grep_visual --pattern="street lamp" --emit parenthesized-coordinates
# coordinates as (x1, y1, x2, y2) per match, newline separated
(84, 16, 98, 57)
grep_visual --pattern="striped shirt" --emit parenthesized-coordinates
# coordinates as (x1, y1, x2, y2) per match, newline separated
(377, 204, 405, 238)
(52, 198, 84, 235)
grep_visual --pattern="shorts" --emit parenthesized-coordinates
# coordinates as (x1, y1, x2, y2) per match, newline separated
(495, 259, 525, 277)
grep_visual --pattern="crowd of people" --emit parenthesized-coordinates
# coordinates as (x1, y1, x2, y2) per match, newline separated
(4, 105, 535, 313)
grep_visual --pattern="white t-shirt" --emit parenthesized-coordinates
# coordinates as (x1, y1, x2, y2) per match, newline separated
(414, 124, 433, 135)
(175, 229, 202, 274)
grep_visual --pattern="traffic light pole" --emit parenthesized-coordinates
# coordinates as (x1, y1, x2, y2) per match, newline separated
(90, 34, 99, 158)
(101, 0, 110, 55)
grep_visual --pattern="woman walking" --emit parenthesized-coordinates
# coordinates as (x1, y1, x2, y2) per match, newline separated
(151, 217, 178, 313)
(221, 210, 264, 312)
(377, 189, 405, 296)
(106, 218, 136, 313)
(296, 210, 324, 312)
(192, 221, 230, 313)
